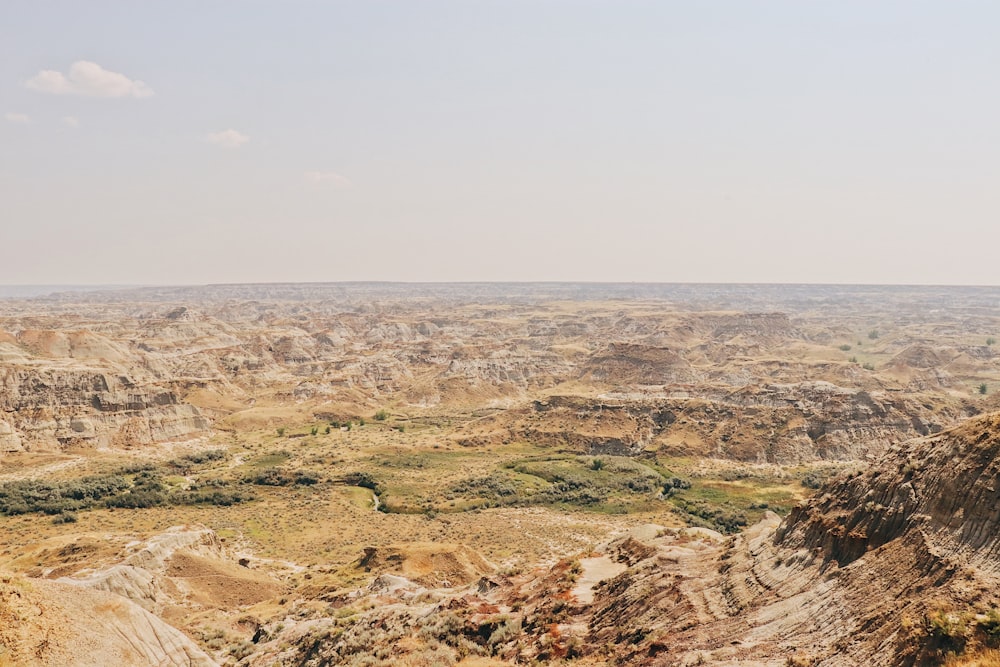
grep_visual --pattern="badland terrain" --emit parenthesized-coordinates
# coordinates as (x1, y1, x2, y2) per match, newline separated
(3, 282, 1000, 666)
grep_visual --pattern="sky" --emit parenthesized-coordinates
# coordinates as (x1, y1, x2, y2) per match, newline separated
(2, 1, 999, 286)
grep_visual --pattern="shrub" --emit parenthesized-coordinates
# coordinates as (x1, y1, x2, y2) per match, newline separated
(839, 344, 852, 351)
(868, 329, 879, 339)
(980, 383, 989, 395)
(246, 468, 320, 487)
(277, 427, 285, 437)
(591, 458, 604, 471)
(340, 471, 382, 493)
(988, 337, 996, 346)
(374, 409, 390, 421)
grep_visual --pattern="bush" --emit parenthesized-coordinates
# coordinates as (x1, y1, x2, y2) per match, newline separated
(374, 409, 390, 421)
(246, 468, 320, 487)
(340, 471, 382, 493)
(868, 329, 879, 339)
(175, 489, 252, 506)
(839, 344, 852, 351)
(980, 383, 988, 395)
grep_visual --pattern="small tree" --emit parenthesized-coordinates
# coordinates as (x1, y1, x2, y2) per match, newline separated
(980, 383, 988, 395)
(311, 426, 319, 436)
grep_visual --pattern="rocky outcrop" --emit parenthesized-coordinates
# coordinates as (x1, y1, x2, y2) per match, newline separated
(0, 365, 209, 451)
(576, 412, 1000, 665)
(457, 387, 955, 462)
(0, 573, 218, 666)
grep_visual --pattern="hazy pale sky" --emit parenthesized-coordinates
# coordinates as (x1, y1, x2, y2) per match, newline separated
(2, 1, 999, 285)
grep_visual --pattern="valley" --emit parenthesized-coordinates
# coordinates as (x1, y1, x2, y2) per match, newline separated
(2, 283, 1000, 666)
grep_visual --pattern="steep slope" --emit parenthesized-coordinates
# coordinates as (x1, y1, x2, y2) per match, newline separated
(580, 411, 1000, 665)
(0, 573, 218, 666)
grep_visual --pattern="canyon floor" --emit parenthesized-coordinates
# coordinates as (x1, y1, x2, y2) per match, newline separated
(3, 283, 1000, 666)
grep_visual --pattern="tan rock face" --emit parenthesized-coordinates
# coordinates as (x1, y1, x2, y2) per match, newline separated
(0, 574, 218, 667)
(574, 413, 1000, 666)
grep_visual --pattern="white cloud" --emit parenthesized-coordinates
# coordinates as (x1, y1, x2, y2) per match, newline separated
(62, 116, 80, 127)
(25, 61, 153, 98)
(4, 112, 30, 123)
(205, 129, 250, 149)
(304, 171, 352, 188)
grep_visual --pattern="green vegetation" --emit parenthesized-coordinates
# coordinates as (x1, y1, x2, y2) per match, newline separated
(245, 467, 320, 486)
(0, 469, 252, 517)
(276, 427, 286, 437)
(839, 344, 852, 351)
(374, 409, 390, 421)
(988, 337, 996, 346)
(868, 329, 880, 339)
(250, 450, 292, 467)
(167, 449, 226, 473)
(980, 383, 989, 395)
(862, 362, 876, 371)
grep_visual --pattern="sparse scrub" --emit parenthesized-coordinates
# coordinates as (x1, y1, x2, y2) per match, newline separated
(0, 465, 253, 517)
(246, 467, 320, 486)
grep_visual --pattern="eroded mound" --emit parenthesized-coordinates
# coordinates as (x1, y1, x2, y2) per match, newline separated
(357, 543, 495, 588)
(0, 574, 217, 667)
